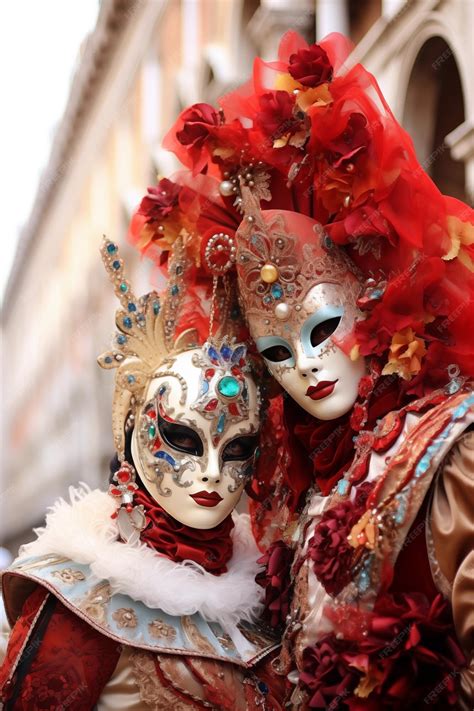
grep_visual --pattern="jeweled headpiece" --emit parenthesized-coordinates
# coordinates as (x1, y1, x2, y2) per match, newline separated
(98, 236, 252, 460)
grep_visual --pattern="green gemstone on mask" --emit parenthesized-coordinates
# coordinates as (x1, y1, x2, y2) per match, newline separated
(217, 375, 241, 399)
(148, 424, 156, 439)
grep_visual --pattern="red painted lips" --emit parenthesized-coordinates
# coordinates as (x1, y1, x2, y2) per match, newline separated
(190, 491, 223, 508)
(306, 380, 338, 400)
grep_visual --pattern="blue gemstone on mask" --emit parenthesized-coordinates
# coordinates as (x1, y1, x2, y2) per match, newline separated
(128, 302, 137, 312)
(112, 260, 121, 270)
(107, 243, 117, 254)
(104, 356, 113, 364)
(116, 334, 127, 345)
(153, 301, 160, 315)
(217, 413, 226, 434)
(127, 374, 136, 384)
(207, 346, 220, 364)
(123, 317, 132, 328)
(171, 285, 179, 296)
(231, 345, 246, 363)
(271, 283, 283, 299)
(200, 380, 209, 396)
(220, 345, 232, 361)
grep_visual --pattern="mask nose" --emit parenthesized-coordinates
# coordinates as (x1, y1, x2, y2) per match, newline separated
(294, 342, 319, 378)
(200, 449, 220, 485)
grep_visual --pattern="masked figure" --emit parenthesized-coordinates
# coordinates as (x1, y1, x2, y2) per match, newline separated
(0, 238, 282, 710)
(159, 30, 474, 710)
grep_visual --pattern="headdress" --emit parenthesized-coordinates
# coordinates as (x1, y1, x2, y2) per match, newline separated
(154, 31, 474, 395)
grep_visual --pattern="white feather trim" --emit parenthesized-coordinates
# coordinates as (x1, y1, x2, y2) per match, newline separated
(17, 484, 263, 627)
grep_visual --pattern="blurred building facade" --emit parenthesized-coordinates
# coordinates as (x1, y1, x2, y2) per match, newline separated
(2, 0, 473, 552)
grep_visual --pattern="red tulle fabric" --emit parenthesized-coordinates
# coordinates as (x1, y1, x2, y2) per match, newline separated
(134, 486, 235, 575)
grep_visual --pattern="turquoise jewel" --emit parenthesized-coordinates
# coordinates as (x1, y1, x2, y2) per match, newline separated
(153, 301, 160, 315)
(119, 282, 128, 293)
(148, 424, 156, 439)
(337, 479, 350, 496)
(263, 295, 273, 305)
(217, 413, 226, 434)
(271, 283, 283, 299)
(116, 334, 127, 345)
(171, 285, 179, 296)
(217, 376, 241, 399)
(127, 374, 136, 384)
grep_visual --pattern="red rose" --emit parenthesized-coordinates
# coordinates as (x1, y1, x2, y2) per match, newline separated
(308, 483, 373, 597)
(137, 178, 181, 222)
(176, 103, 220, 171)
(255, 91, 299, 141)
(316, 592, 466, 710)
(328, 112, 370, 168)
(288, 44, 333, 87)
(300, 636, 360, 709)
(256, 539, 294, 627)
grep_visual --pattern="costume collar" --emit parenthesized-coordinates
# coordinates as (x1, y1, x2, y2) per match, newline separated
(16, 485, 263, 628)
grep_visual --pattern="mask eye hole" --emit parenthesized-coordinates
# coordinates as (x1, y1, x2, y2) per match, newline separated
(261, 344, 293, 363)
(222, 435, 259, 462)
(158, 416, 204, 456)
(310, 316, 341, 347)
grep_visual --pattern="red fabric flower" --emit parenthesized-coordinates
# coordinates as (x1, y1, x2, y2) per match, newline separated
(308, 482, 373, 596)
(326, 112, 371, 168)
(255, 91, 299, 141)
(288, 44, 333, 87)
(305, 592, 466, 710)
(300, 636, 360, 709)
(256, 540, 294, 627)
(137, 178, 181, 222)
(175, 102, 220, 173)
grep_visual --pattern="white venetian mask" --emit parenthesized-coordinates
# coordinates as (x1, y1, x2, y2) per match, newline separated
(131, 343, 260, 529)
(252, 283, 366, 420)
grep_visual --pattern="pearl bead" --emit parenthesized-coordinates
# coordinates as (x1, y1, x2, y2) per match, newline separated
(260, 264, 279, 283)
(275, 303, 291, 320)
(219, 180, 234, 196)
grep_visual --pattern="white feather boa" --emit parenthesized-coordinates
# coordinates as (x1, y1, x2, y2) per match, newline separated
(17, 485, 264, 628)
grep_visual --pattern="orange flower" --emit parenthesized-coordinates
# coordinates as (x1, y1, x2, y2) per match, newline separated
(382, 327, 427, 380)
(442, 215, 474, 272)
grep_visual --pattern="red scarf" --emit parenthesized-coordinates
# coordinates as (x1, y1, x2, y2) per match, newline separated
(288, 377, 403, 497)
(133, 486, 234, 575)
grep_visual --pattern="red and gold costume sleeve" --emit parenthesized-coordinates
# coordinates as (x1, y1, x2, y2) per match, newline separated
(0, 586, 121, 710)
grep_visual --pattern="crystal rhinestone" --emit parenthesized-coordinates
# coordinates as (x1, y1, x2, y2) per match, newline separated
(112, 260, 121, 270)
(119, 282, 128, 293)
(107, 243, 117, 254)
(123, 317, 132, 328)
(275, 303, 291, 320)
(270, 283, 283, 299)
(260, 264, 278, 283)
(217, 376, 241, 399)
(263, 295, 273, 305)
(128, 302, 137, 312)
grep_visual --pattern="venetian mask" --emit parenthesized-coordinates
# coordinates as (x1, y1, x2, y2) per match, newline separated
(131, 343, 260, 529)
(236, 206, 366, 420)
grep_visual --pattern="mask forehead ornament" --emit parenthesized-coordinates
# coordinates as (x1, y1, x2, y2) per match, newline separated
(235, 186, 362, 332)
